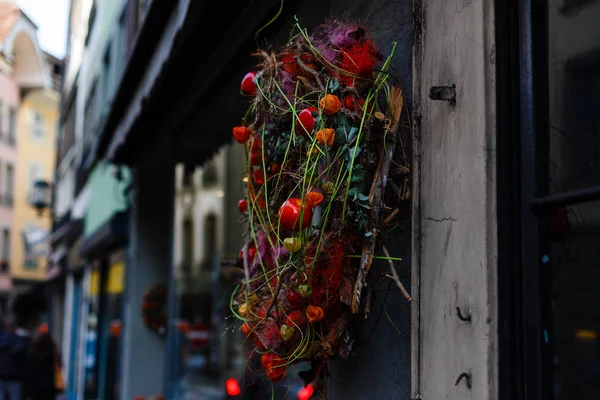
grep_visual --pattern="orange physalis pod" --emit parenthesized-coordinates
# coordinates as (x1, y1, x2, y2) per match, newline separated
(232, 126, 251, 144)
(306, 305, 324, 323)
(242, 323, 251, 336)
(315, 128, 335, 147)
(306, 191, 324, 208)
(319, 94, 342, 115)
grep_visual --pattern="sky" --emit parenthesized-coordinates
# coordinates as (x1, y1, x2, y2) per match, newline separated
(17, 0, 69, 59)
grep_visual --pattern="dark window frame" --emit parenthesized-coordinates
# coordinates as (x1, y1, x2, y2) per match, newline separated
(498, 1, 600, 399)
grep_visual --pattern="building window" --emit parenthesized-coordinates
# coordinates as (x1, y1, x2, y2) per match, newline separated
(182, 165, 195, 188)
(30, 110, 44, 139)
(202, 160, 218, 187)
(203, 214, 217, 266)
(4, 164, 13, 207)
(7, 107, 15, 145)
(1, 228, 10, 262)
(28, 163, 41, 204)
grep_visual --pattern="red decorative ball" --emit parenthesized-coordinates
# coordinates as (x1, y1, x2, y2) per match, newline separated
(238, 199, 248, 213)
(241, 72, 258, 96)
(278, 198, 312, 231)
(296, 107, 318, 134)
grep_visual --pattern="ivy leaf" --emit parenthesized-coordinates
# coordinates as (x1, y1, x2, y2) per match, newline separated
(351, 171, 365, 184)
(348, 187, 357, 199)
(329, 78, 340, 92)
(358, 193, 369, 201)
(360, 202, 371, 209)
(335, 127, 346, 145)
(348, 127, 359, 142)
(335, 113, 348, 130)
(364, 231, 373, 237)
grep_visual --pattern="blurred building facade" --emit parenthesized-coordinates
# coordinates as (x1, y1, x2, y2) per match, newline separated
(0, 0, 59, 318)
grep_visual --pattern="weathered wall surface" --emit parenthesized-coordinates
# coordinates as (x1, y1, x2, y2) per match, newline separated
(413, 0, 497, 399)
(325, 0, 413, 399)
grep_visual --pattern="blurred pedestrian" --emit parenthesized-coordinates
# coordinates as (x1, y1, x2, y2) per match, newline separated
(24, 329, 64, 400)
(0, 294, 40, 400)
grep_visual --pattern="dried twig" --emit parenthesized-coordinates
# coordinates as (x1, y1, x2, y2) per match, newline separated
(295, 55, 325, 91)
(265, 264, 293, 320)
(382, 245, 412, 301)
(389, 180, 403, 201)
(351, 87, 403, 313)
(384, 208, 399, 224)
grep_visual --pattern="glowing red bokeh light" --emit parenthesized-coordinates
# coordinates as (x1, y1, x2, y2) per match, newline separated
(298, 385, 314, 400)
(225, 378, 241, 396)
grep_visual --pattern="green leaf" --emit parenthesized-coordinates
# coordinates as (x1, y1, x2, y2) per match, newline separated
(360, 203, 371, 209)
(348, 187, 357, 198)
(364, 231, 373, 237)
(348, 127, 358, 142)
(329, 78, 340, 92)
(335, 127, 346, 144)
(335, 113, 348, 129)
(358, 193, 369, 201)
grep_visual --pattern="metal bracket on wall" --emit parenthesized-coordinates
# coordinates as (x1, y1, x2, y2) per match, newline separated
(429, 85, 456, 102)
(456, 306, 472, 322)
(454, 372, 472, 389)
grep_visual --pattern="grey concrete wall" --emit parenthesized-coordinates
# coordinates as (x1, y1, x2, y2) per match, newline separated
(325, 1, 413, 399)
(121, 165, 174, 400)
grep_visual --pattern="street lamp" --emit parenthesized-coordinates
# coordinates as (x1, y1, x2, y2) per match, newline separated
(31, 179, 51, 216)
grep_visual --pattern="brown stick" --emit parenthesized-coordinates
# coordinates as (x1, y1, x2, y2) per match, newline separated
(384, 208, 399, 224)
(351, 136, 397, 313)
(382, 245, 412, 301)
(389, 180, 403, 201)
(295, 55, 324, 91)
(265, 264, 293, 321)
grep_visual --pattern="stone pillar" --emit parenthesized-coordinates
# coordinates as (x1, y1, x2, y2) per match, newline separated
(121, 165, 174, 400)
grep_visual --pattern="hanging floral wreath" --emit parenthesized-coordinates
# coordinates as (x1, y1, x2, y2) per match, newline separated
(141, 283, 168, 336)
(230, 19, 411, 385)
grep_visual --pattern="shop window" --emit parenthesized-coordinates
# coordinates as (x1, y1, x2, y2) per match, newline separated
(511, 3, 600, 398)
(84, 268, 102, 400)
